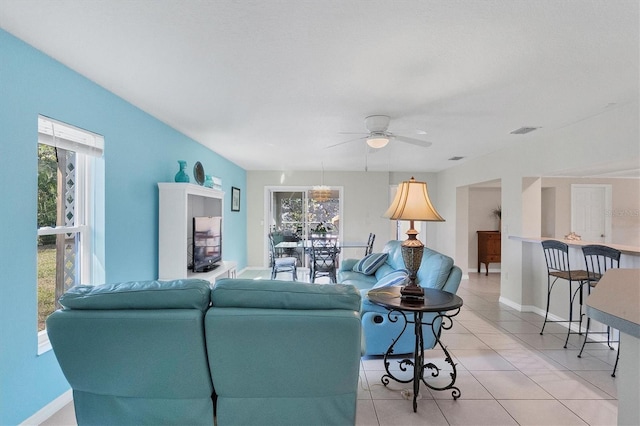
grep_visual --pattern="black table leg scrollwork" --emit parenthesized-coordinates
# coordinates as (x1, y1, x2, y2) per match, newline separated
(380, 307, 461, 412)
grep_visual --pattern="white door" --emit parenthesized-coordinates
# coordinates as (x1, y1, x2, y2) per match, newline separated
(571, 184, 611, 243)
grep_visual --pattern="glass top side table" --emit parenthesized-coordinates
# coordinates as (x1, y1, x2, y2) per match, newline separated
(367, 286, 463, 412)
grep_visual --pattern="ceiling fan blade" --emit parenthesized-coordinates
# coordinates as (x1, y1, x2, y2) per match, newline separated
(393, 135, 433, 148)
(325, 135, 367, 149)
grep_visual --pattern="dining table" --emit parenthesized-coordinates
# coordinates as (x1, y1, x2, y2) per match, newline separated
(274, 239, 368, 268)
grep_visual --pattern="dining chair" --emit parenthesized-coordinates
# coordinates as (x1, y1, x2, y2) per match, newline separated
(365, 232, 375, 256)
(540, 240, 590, 348)
(268, 233, 297, 281)
(282, 231, 302, 265)
(269, 230, 285, 258)
(309, 236, 340, 283)
(577, 244, 621, 376)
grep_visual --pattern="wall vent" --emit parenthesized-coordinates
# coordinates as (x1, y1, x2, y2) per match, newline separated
(510, 127, 539, 135)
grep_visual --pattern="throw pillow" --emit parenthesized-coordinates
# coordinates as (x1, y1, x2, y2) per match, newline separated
(372, 270, 409, 289)
(352, 253, 388, 275)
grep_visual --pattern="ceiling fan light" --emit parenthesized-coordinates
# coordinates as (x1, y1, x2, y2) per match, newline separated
(367, 136, 389, 149)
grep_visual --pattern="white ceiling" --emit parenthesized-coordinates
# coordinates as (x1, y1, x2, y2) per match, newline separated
(1, 0, 638, 173)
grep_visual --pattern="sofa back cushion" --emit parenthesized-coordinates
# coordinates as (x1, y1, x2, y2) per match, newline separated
(381, 240, 406, 270)
(211, 278, 361, 311)
(374, 241, 454, 290)
(416, 248, 455, 290)
(58, 279, 211, 311)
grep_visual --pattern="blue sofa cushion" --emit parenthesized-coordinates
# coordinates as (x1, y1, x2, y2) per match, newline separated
(212, 278, 361, 311)
(417, 249, 455, 290)
(58, 279, 212, 312)
(373, 263, 396, 281)
(352, 252, 388, 275)
(372, 269, 408, 288)
(381, 240, 407, 270)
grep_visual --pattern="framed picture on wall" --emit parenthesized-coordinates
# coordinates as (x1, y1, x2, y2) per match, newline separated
(231, 187, 241, 212)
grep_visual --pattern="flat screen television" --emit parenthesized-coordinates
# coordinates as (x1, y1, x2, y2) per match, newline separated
(192, 216, 222, 272)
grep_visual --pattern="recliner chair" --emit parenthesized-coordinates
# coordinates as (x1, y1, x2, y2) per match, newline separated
(46, 279, 215, 426)
(206, 279, 362, 426)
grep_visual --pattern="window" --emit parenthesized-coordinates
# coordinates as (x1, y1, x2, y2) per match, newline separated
(269, 188, 341, 238)
(36, 116, 105, 353)
(266, 186, 342, 265)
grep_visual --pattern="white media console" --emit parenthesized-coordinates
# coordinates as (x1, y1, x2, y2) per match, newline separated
(158, 183, 236, 283)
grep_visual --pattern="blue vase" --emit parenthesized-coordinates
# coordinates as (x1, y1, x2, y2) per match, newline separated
(174, 160, 190, 183)
(204, 174, 214, 188)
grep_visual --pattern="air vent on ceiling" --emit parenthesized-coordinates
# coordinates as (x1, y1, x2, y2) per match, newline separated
(510, 127, 540, 135)
(448, 156, 465, 161)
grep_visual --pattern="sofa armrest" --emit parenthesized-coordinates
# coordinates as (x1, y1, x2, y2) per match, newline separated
(339, 258, 359, 271)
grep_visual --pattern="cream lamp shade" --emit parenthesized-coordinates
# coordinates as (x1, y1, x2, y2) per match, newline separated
(384, 177, 444, 222)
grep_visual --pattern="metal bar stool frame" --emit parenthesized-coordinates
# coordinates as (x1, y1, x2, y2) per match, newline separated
(577, 244, 621, 377)
(540, 240, 590, 348)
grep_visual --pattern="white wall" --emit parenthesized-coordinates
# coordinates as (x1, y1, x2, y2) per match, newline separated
(541, 177, 640, 246)
(246, 171, 440, 267)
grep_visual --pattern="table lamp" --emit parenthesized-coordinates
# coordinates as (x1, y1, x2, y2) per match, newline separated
(384, 177, 445, 301)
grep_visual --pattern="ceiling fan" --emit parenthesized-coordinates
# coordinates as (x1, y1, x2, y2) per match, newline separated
(327, 115, 432, 150)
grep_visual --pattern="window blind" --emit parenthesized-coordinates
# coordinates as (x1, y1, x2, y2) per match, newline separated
(38, 115, 104, 157)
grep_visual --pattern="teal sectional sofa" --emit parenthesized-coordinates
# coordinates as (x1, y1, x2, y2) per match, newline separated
(338, 240, 463, 356)
(47, 278, 362, 426)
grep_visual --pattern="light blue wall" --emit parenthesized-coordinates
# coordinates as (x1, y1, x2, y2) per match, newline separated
(0, 29, 247, 424)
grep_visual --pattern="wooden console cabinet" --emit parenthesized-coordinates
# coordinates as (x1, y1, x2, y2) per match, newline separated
(477, 231, 501, 276)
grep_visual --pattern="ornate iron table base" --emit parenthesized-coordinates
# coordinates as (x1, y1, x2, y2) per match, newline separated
(381, 308, 461, 412)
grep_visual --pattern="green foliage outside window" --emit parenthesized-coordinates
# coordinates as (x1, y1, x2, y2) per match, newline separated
(37, 144, 59, 330)
(38, 144, 58, 244)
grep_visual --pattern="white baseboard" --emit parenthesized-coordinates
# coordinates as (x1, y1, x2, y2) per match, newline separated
(20, 389, 72, 426)
(498, 296, 522, 311)
(467, 268, 501, 276)
(500, 297, 556, 317)
(498, 297, 598, 335)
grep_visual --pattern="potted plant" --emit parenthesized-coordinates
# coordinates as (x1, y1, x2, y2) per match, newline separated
(492, 206, 502, 231)
(313, 223, 330, 235)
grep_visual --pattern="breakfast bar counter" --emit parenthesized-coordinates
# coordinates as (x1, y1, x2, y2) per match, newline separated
(509, 236, 640, 269)
(586, 269, 640, 426)
(508, 236, 640, 256)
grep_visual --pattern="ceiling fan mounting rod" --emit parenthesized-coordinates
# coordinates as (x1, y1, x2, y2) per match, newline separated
(365, 115, 390, 132)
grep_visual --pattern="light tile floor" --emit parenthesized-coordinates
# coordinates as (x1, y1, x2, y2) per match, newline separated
(41, 270, 619, 426)
(355, 272, 618, 426)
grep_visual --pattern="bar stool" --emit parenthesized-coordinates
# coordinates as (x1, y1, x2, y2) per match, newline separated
(577, 244, 621, 377)
(540, 240, 590, 348)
